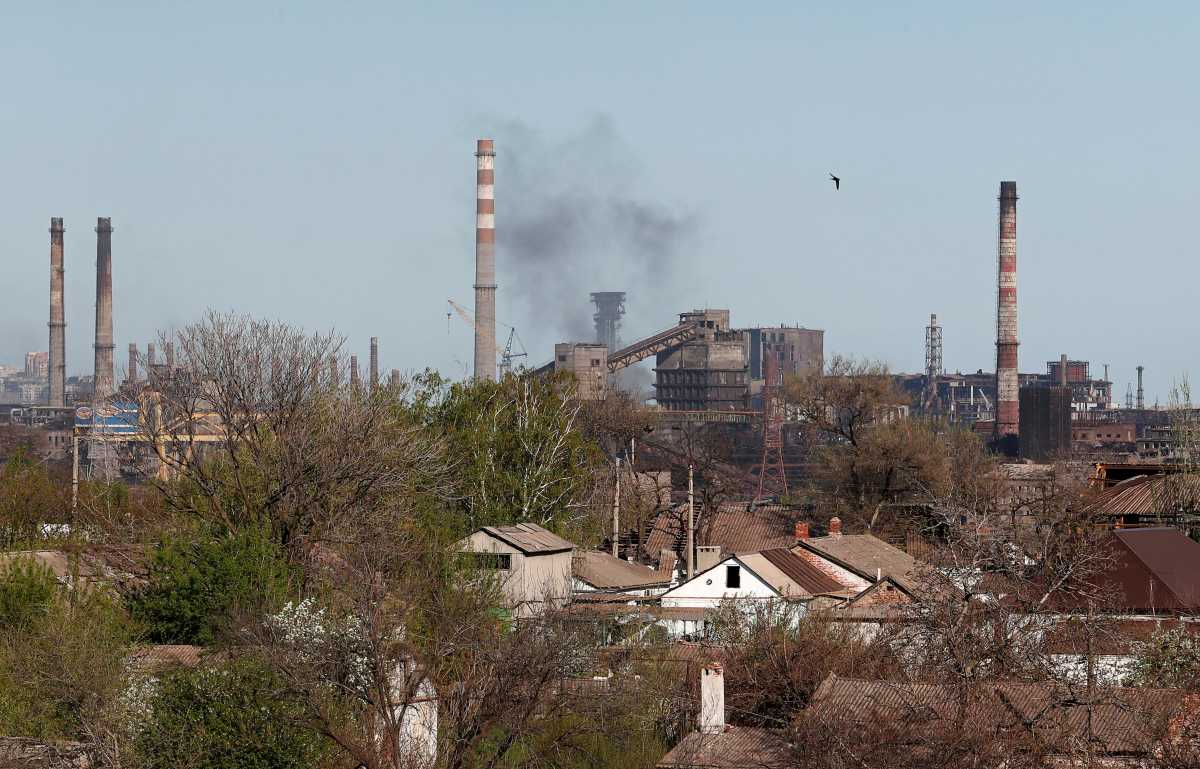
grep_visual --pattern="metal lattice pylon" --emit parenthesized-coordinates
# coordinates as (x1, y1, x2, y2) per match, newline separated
(755, 349, 788, 500)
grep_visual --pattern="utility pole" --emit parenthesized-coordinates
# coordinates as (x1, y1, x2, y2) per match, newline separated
(612, 457, 621, 558)
(687, 464, 694, 579)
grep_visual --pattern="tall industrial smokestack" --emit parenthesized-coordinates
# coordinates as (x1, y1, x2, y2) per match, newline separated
(993, 182, 1019, 445)
(147, 342, 157, 369)
(473, 139, 497, 381)
(48, 218, 66, 407)
(93, 218, 115, 401)
(389, 369, 400, 388)
(369, 337, 379, 392)
(1136, 365, 1145, 410)
(164, 342, 175, 369)
(350, 355, 360, 391)
(1059, 354, 1068, 387)
(127, 343, 138, 386)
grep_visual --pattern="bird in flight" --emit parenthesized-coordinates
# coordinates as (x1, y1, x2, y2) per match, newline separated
(829, 173, 841, 190)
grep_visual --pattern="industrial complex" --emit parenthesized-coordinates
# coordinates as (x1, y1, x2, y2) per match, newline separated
(0, 145, 1186, 481)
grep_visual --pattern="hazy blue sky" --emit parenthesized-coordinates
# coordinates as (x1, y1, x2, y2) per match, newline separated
(2, 3, 1196, 402)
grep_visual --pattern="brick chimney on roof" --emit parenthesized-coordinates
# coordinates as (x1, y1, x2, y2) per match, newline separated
(795, 521, 810, 541)
(828, 517, 842, 537)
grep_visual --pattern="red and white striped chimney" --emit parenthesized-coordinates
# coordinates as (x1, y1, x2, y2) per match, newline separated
(473, 139, 497, 382)
(994, 181, 1019, 443)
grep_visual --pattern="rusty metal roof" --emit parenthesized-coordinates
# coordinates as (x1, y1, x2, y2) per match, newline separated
(756, 549, 845, 596)
(573, 551, 671, 590)
(479, 523, 575, 554)
(793, 534, 921, 593)
(657, 727, 791, 768)
(1090, 473, 1200, 517)
(809, 675, 1194, 756)
(644, 503, 799, 560)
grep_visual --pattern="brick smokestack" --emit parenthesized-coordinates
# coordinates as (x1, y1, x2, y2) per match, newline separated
(127, 343, 138, 386)
(349, 355, 360, 390)
(147, 342, 157, 369)
(48, 218, 66, 407)
(1137, 365, 1145, 410)
(473, 139, 497, 381)
(994, 182, 1019, 443)
(93, 218, 115, 401)
(164, 342, 175, 369)
(389, 369, 400, 388)
(369, 337, 379, 392)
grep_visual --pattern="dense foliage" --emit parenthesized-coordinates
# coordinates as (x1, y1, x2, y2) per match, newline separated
(131, 525, 293, 645)
(134, 657, 329, 769)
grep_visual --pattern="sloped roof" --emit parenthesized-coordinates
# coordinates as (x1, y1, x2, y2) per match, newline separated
(573, 551, 671, 590)
(1090, 474, 1200, 517)
(657, 727, 791, 768)
(793, 534, 921, 593)
(1108, 527, 1200, 611)
(644, 503, 799, 559)
(478, 523, 575, 554)
(808, 674, 1195, 756)
(756, 549, 846, 596)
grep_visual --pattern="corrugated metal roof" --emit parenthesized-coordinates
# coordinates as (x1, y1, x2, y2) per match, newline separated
(793, 534, 921, 593)
(573, 551, 671, 590)
(809, 675, 1194, 756)
(1091, 473, 1200, 517)
(479, 523, 575, 554)
(657, 727, 791, 768)
(756, 549, 846, 596)
(644, 503, 799, 560)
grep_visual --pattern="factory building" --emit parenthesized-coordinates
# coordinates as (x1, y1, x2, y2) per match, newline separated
(654, 310, 747, 411)
(746, 326, 823, 381)
(553, 343, 609, 400)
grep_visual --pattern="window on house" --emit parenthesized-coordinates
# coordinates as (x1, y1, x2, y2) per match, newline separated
(468, 553, 512, 570)
(591, 359, 601, 367)
(558, 355, 567, 362)
(725, 564, 741, 589)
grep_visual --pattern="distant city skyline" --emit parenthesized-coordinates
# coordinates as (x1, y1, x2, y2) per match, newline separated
(2, 3, 1197, 404)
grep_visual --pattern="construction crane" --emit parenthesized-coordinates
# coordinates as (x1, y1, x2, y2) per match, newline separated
(446, 300, 527, 377)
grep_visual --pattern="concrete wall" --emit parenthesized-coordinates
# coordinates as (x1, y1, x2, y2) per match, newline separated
(554, 343, 608, 400)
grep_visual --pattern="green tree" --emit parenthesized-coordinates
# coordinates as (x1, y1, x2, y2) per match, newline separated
(424, 372, 599, 535)
(131, 525, 293, 645)
(0, 580, 131, 742)
(0, 448, 66, 548)
(0, 556, 57, 628)
(135, 657, 328, 769)
(1129, 628, 1200, 689)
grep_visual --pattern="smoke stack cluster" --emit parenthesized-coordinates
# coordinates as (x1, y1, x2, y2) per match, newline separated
(473, 139, 497, 381)
(48, 218, 66, 407)
(369, 337, 379, 392)
(93, 217, 115, 401)
(993, 182, 1019, 443)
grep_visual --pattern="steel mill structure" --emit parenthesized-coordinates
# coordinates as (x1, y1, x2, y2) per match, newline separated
(93, 217, 115, 402)
(994, 181, 1019, 447)
(473, 139, 497, 381)
(369, 336, 379, 391)
(923, 313, 942, 413)
(48, 218, 66, 407)
(591, 291, 627, 351)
